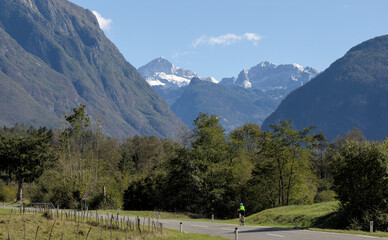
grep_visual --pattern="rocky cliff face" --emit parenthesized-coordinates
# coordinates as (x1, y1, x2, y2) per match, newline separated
(0, 0, 185, 139)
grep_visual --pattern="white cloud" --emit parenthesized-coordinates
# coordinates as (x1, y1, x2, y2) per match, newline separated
(192, 36, 207, 48)
(92, 11, 112, 31)
(192, 33, 262, 48)
(208, 33, 242, 46)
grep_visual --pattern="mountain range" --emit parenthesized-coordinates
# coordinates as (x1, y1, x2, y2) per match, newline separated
(263, 35, 388, 141)
(0, 0, 185, 139)
(138, 57, 218, 106)
(3, 0, 385, 141)
(139, 58, 319, 130)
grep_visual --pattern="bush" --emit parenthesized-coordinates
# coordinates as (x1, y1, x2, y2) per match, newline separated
(25, 182, 47, 203)
(49, 185, 80, 209)
(89, 188, 123, 210)
(315, 190, 337, 203)
(333, 142, 388, 228)
(374, 211, 388, 231)
(123, 173, 165, 211)
(0, 186, 16, 202)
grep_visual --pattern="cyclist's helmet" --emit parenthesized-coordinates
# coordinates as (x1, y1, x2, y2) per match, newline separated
(239, 203, 243, 206)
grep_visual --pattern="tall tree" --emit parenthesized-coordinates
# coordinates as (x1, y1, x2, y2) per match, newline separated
(255, 120, 316, 206)
(333, 141, 388, 230)
(0, 128, 53, 202)
(62, 104, 90, 183)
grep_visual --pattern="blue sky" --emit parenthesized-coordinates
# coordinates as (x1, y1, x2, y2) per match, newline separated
(71, 0, 388, 80)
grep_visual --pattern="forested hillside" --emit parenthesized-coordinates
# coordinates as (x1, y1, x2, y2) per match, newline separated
(1, 106, 388, 231)
(263, 35, 388, 141)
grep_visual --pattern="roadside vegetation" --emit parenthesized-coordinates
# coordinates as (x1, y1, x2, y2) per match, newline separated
(246, 201, 340, 228)
(0, 208, 226, 240)
(1, 104, 388, 234)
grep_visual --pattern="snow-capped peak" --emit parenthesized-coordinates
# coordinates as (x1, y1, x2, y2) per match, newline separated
(292, 63, 304, 71)
(259, 61, 277, 68)
(138, 57, 217, 89)
(232, 61, 319, 91)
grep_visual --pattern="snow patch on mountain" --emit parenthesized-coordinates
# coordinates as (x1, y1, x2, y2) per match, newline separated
(138, 57, 217, 89)
(199, 76, 219, 84)
(221, 61, 319, 91)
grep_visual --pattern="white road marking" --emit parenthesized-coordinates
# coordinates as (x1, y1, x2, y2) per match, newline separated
(190, 224, 209, 228)
(356, 235, 379, 239)
(266, 233, 285, 238)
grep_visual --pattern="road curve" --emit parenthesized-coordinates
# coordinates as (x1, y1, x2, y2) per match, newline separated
(159, 219, 388, 240)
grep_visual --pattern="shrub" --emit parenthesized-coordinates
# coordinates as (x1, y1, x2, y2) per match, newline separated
(374, 211, 388, 231)
(315, 190, 337, 203)
(90, 188, 123, 210)
(333, 142, 388, 229)
(49, 184, 80, 209)
(0, 186, 16, 202)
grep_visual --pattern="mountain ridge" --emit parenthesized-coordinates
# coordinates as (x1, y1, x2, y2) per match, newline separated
(263, 35, 388, 141)
(0, 0, 186, 139)
(139, 57, 319, 130)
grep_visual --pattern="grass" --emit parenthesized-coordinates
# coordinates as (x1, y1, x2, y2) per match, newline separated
(0, 202, 21, 208)
(246, 201, 340, 228)
(0, 209, 227, 240)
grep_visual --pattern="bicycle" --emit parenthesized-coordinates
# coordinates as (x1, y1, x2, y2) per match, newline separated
(239, 213, 245, 226)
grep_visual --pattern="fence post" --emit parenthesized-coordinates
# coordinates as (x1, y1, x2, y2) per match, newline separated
(370, 221, 374, 233)
(295, 218, 298, 229)
(180, 222, 183, 233)
(234, 227, 238, 240)
(212, 214, 214, 223)
(137, 217, 142, 233)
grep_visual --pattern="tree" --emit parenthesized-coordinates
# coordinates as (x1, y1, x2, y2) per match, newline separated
(254, 120, 316, 207)
(191, 113, 227, 159)
(191, 113, 232, 216)
(229, 123, 262, 153)
(61, 104, 91, 184)
(65, 104, 90, 135)
(0, 128, 53, 202)
(333, 141, 388, 230)
(164, 148, 204, 213)
(309, 133, 335, 202)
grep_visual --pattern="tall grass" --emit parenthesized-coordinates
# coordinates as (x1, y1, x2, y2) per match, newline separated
(0, 209, 226, 240)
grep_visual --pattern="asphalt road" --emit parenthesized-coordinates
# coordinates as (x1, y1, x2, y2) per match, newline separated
(159, 219, 388, 240)
(4, 206, 387, 240)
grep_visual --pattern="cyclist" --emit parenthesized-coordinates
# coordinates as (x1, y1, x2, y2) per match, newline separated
(238, 203, 245, 226)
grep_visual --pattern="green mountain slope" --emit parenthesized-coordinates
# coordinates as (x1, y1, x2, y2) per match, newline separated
(0, 0, 185, 138)
(263, 35, 388, 141)
(171, 78, 281, 130)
